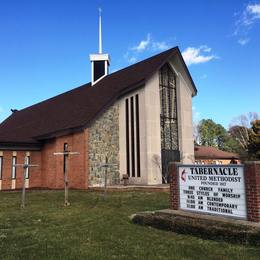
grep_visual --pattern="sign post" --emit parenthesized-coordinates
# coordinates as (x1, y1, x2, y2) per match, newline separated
(14, 157, 38, 208)
(54, 146, 79, 206)
(178, 165, 246, 219)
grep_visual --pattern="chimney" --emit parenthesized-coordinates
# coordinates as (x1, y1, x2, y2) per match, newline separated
(90, 8, 110, 85)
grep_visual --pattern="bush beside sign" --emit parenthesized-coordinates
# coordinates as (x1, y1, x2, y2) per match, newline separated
(178, 165, 247, 219)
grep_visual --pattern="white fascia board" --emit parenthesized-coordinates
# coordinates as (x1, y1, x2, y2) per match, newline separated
(90, 54, 110, 63)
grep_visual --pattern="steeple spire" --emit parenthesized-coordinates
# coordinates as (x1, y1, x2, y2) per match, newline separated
(89, 8, 110, 85)
(99, 8, 102, 54)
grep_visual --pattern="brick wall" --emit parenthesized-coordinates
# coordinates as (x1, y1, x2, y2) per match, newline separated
(41, 129, 88, 189)
(1, 151, 14, 190)
(0, 129, 89, 190)
(0, 151, 41, 190)
(245, 161, 260, 222)
(169, 163, 179, 210)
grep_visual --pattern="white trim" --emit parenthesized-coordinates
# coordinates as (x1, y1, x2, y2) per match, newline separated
(11, 156, 16, 179)
(92, 73, 107, 86)
(11, 179, 15, 190)
(176, 73, 183, 160)
(25, 156, 30, 179)
(168, 62, 179, 77)
(90, 55, 110, 85)
(90, 54, 109, 61)
(178, 73, 194, 96)
(25, 179, 29, 189)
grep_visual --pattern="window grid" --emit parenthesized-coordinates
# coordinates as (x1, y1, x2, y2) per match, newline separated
(159, 63, 179, 151)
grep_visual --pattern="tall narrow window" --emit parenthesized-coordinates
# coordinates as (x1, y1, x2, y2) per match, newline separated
(64, 143, 68, 173)
(25, 156, 30, 179)
(125, 99, 130, 176)
(12, 156, 16, 179)
(135, 95, 141, 177)
(0, 156, 3, 180)
(125, 94, 141, 178)
(130, 96, 135, 177)
(160, 63, 179, 182)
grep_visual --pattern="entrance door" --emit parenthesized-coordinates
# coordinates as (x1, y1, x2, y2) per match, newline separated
(161, 149, 180, 183)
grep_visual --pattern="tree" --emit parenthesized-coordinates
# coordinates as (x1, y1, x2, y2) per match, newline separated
(248, 119, 260, 160)
(197, 119, 240, 153)
(229, 125, 249, 151)
(229, 112, 259, 158)
(198, 119, 218, 147)
(198, 119, 227, 148)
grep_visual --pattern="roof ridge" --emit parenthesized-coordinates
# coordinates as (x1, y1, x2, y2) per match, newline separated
(0, 46, 197, 146)
(12, 47, 178, 116)
(106, 47, 178, 78)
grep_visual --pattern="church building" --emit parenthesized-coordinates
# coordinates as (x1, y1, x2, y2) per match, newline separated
(0, 14, 197, 190)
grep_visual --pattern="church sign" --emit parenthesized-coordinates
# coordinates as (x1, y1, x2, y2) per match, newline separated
(178, 165, 247, 219)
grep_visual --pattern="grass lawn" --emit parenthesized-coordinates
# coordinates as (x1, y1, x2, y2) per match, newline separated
(0, 190, 259, 259)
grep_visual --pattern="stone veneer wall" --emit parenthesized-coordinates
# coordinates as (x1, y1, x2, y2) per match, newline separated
(88, 103, 120, 186)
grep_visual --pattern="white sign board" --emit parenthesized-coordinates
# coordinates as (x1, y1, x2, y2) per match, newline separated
(178, 165, 247, 219)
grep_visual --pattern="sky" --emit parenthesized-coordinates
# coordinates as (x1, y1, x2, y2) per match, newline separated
(0, 0, 259, 128)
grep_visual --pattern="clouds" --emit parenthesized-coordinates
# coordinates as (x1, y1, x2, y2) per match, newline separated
(181, 46, 216, 66)
(234, 3, 260, 45)
(237, 38, 250, 45)
(125, 35, 216, 67)
(131, 34, 151, 52)
(125, 33, 170, 63)
(245, 3, 260, 24)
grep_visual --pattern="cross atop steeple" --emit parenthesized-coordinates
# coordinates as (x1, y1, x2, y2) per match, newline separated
(89, 8, 110, 85)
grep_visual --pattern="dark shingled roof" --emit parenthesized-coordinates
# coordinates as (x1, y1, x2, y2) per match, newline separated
(0, 47, 197, 148)
(195, 146, 240, 160)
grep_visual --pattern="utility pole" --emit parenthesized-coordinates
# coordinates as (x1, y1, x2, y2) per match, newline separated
(14, 156, 38, 208)
(54, 144, 79, 206)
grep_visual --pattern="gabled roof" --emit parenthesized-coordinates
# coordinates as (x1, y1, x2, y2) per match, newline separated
(0, 47, 197, 148)
(194, 146, 240, 160)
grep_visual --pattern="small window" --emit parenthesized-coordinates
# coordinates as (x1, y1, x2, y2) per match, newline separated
(12, 156, 16, 179)
(25, 156, 30, 179)
(0, 156, 3, 180)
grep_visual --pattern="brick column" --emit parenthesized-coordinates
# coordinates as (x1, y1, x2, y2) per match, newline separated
(169, 162, 179, 210)
(245, 161, 260, 222)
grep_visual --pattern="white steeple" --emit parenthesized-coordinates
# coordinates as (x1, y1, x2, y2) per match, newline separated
(90, 8, 110, 85)
(99, 8, 102, 54)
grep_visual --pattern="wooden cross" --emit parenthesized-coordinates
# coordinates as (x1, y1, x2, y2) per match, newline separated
(14, 156, 38, 208)
(54, 144, 79, 206)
